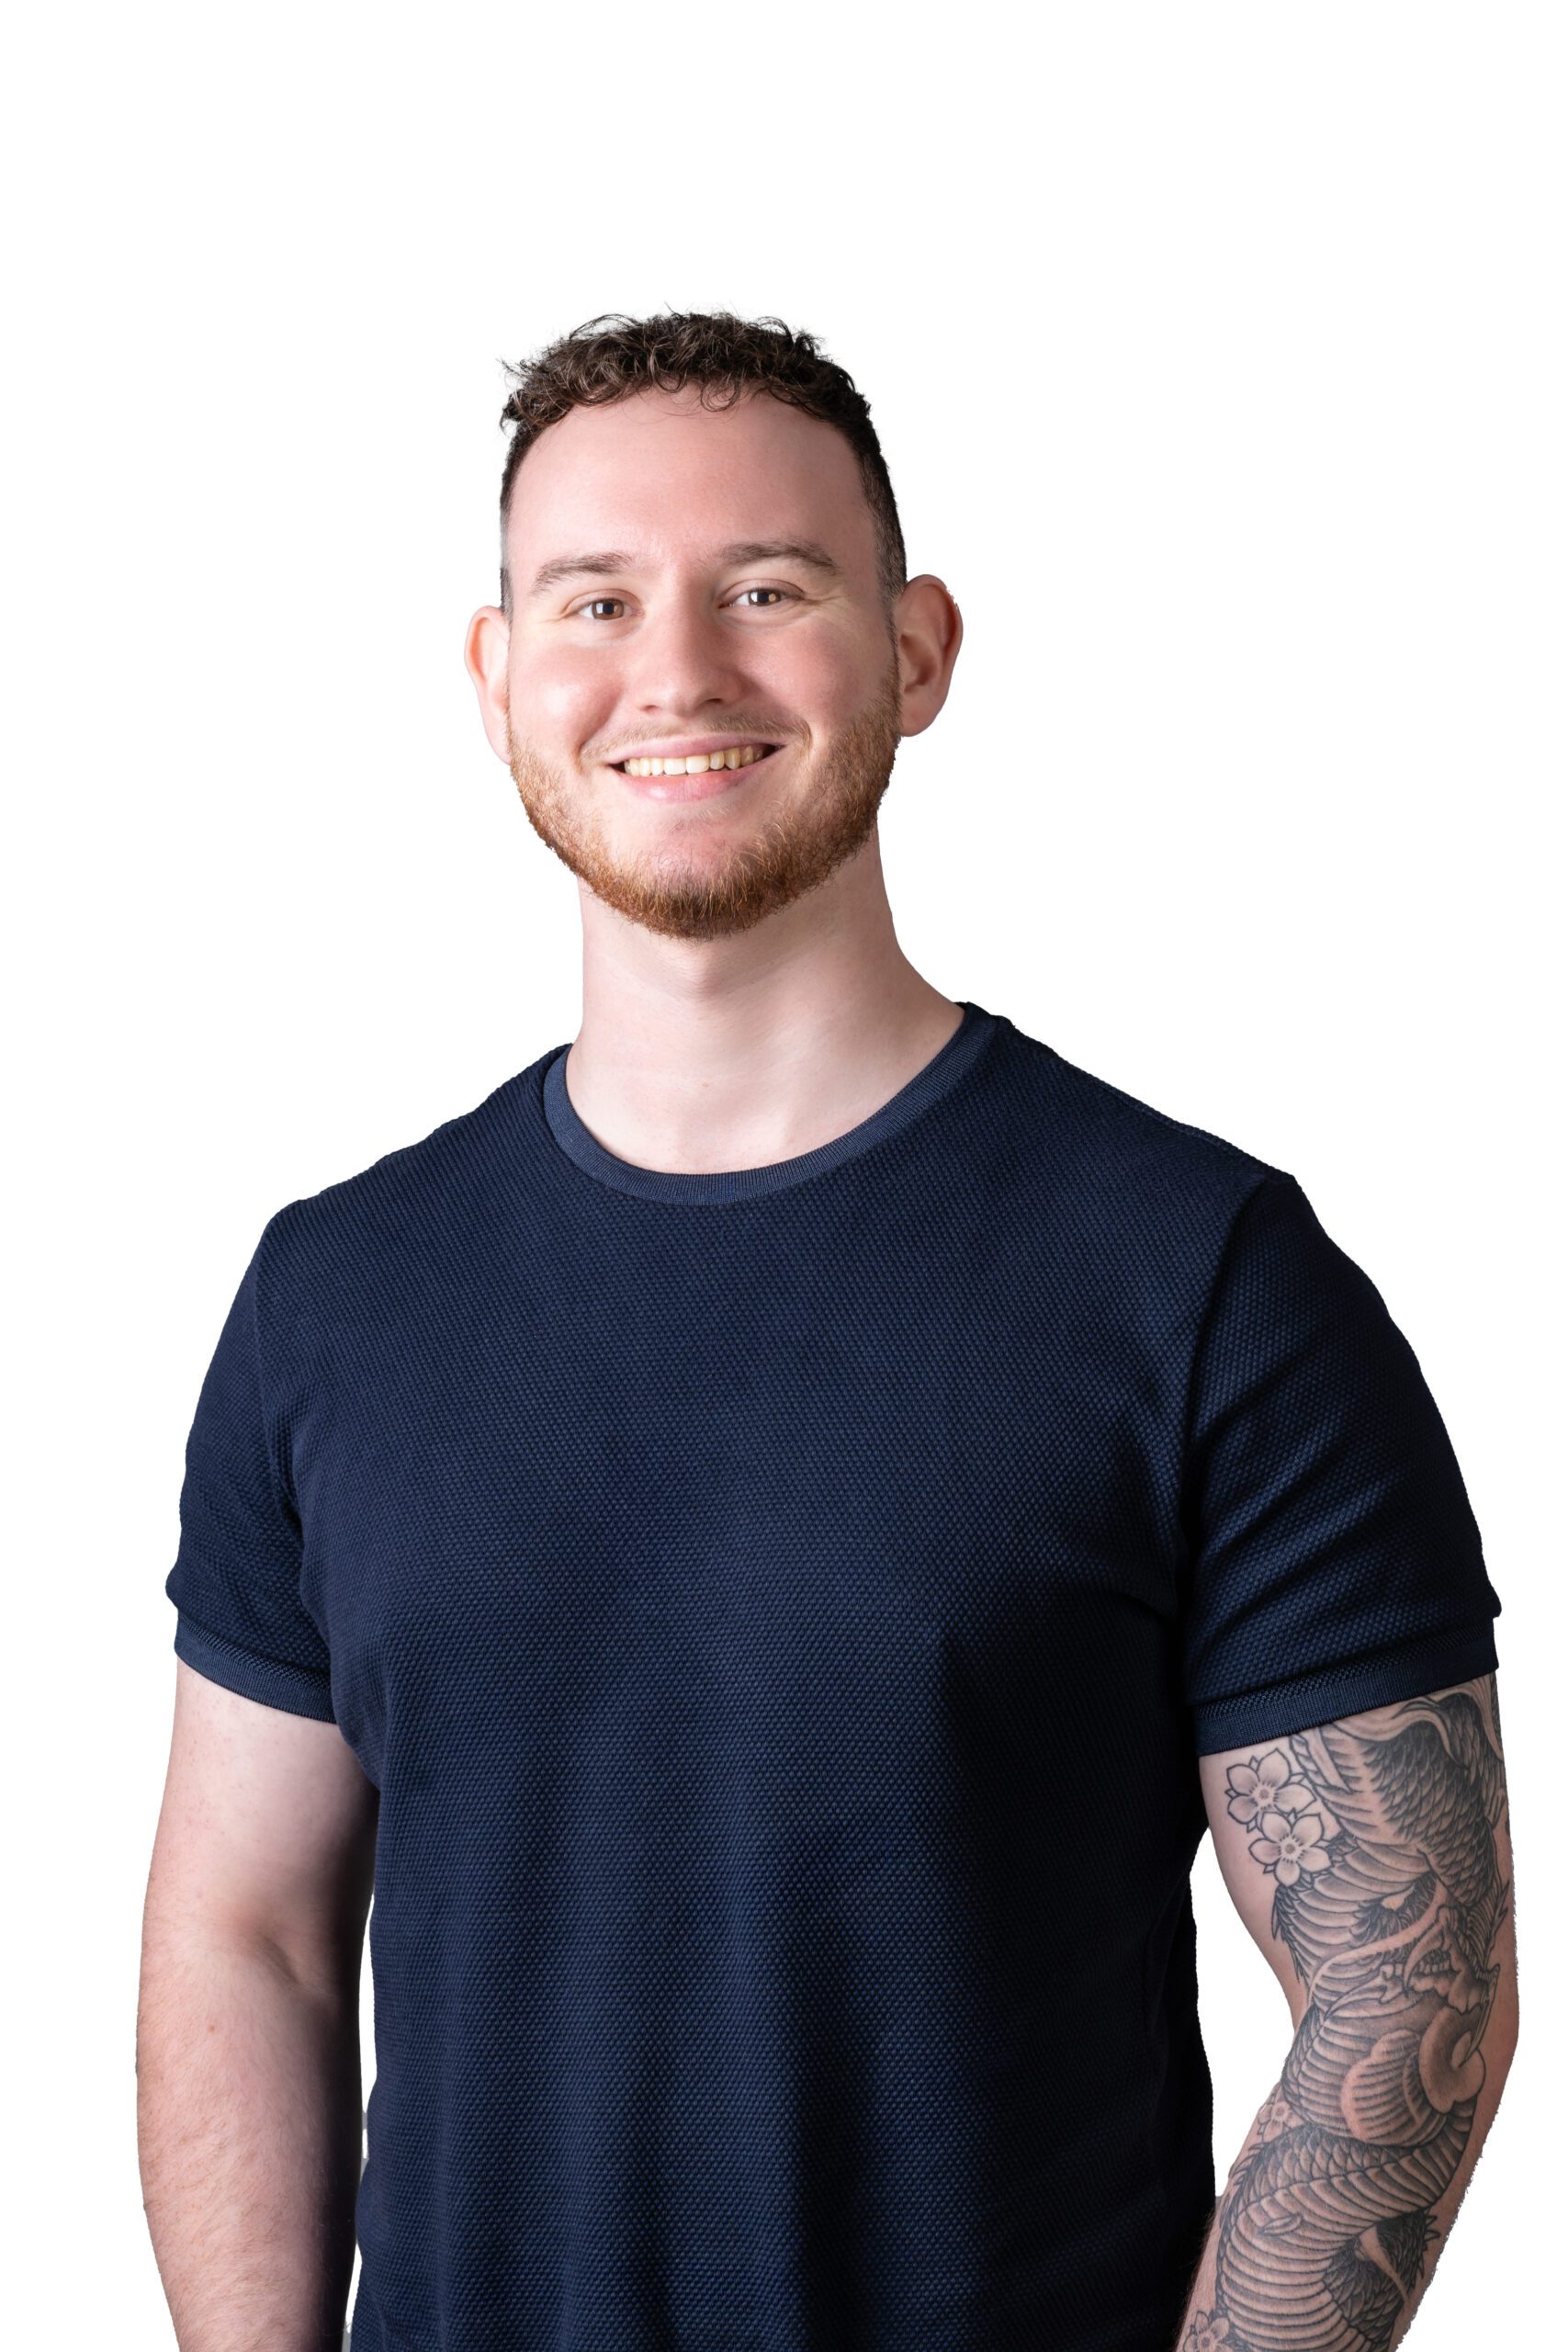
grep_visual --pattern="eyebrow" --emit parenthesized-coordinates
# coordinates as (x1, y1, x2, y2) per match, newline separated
(525, 538, 844, 598)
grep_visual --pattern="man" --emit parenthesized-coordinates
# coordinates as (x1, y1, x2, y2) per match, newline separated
(139, 311, 1515, 2352)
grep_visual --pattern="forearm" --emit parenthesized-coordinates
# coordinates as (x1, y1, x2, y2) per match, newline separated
(1176, 2008, 1516, 2351)
(1184, 1673, 1519, 2349)
(137, 1932, 363, 2352)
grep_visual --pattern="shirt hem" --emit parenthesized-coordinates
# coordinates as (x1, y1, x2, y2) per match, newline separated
(172, 1611, 337, 1723)
(1190, 1617, 1500, 1752)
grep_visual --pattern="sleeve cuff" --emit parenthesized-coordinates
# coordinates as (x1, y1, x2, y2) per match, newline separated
(173, 1612, 337, 1724)
(1191, 1618, 1500, 1754)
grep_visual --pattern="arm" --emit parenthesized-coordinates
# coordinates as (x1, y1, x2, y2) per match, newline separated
(138, 1659, 378, 2351)
(1176, 1671, 1517, 2352)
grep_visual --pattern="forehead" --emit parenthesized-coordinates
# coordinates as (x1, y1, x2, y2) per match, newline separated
(506, 389, 878, 582)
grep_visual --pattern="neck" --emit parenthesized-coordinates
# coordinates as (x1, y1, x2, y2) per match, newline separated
(561, 838, 961, 1177)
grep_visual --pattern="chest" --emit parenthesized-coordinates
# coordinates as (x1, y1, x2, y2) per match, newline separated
(288, 1212, 1190, 1790)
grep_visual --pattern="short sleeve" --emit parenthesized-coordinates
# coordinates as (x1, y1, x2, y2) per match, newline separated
(1180, 1171, 1500, 1753)
(164, 1216, 336, 1722)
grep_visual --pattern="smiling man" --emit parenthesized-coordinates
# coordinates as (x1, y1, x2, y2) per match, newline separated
(479, 322, 924, 960)
(141, 312, 1515, 2352)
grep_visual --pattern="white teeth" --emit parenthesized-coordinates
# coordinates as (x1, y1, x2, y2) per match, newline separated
(620, 744, 773, 777)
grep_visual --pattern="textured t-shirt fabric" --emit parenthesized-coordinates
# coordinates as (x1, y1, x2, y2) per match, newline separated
(164, 1001, 1501, 2352)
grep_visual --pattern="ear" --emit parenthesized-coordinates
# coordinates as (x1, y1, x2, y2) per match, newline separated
(892, 575, 963, 740)
(464, 605, 513, 763)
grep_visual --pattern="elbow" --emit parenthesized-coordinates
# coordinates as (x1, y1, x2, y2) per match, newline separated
(1483, 1984, 1520, 2110)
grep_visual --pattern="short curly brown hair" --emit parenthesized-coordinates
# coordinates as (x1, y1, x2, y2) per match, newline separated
(496, 310, 908, 617)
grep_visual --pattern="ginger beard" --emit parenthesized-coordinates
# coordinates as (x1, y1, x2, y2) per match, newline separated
(505, 661, 905, 943)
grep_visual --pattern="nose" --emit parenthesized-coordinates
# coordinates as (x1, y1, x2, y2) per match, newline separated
(626, 589, 750, 718)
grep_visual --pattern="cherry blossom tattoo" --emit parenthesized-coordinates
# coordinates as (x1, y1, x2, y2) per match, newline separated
(1186, 1674, 1509, 2352)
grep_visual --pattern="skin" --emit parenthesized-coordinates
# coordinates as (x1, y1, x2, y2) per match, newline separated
(464, 385, 967, 1175)
(1178, 1675, 1517, 2350)
(139, 1663, 377, 2350)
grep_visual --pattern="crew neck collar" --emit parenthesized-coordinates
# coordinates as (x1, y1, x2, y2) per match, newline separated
(539, 1001, 1002, 1205)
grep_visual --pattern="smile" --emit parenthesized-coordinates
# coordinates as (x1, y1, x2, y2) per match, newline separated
(613, 743, 778, 778)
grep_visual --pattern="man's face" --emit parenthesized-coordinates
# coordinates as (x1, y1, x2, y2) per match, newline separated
(477, 389, 907, 941)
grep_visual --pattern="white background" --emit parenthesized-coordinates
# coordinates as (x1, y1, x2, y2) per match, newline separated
(7, 4, 1561, 2343)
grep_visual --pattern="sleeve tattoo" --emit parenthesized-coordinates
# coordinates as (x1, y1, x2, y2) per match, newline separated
(1185, 1673, 1513, 2352)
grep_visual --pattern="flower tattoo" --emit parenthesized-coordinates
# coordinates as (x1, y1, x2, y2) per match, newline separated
(1224, 1748, 1313, 1827)
(1247, 1809, 1330, 1886)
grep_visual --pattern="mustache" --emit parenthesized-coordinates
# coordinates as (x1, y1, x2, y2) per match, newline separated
(505, 722, 802, 764)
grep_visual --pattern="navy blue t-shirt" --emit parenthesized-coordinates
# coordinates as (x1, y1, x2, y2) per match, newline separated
(164, 1002, 1501, 2351)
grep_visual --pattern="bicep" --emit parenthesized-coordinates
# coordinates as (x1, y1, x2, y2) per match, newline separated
(1199, 1670, 1518, 2066)
(147, 1658, 378, 1992)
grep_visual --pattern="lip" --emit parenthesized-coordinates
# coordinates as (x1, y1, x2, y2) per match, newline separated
(607, 745, 784, 805)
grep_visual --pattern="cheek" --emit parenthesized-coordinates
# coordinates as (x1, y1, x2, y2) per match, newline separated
(510, 647, 617, 742)
(758, 631, 874, 733)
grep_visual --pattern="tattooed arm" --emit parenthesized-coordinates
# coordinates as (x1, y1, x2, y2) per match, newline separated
(1175, 1672, 1517, 2352)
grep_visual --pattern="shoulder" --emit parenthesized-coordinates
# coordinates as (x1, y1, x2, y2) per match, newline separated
(987, 1013, 1292, 1231)
(254, 1047, 559, 1303)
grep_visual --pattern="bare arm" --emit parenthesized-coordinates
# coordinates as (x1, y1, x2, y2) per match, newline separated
(1176, 1670, 1517, 2351)
(138, 1660, 378, 2351)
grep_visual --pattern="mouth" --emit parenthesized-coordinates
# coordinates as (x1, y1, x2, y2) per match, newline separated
(607, 742, 782, 780)
(604, 741, 786, 806)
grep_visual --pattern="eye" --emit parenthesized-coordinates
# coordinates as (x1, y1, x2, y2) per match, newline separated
(568, 585, 797, 621)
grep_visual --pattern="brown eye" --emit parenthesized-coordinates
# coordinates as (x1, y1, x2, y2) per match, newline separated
(580, 597, 626, 620)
